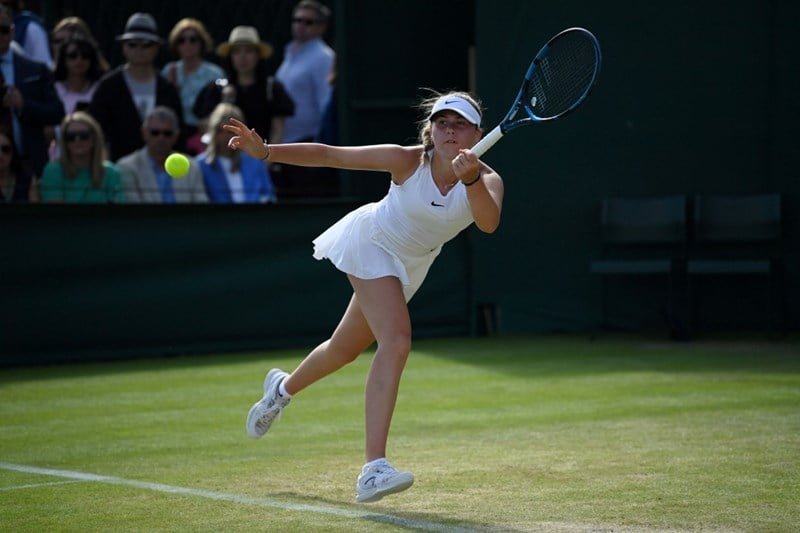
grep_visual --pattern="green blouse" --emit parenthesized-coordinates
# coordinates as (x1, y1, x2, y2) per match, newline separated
(41, 161, 125, 204)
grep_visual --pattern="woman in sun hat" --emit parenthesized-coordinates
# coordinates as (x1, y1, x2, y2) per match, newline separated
(225, 90, 504, 503)
(192, 26, 293, 158)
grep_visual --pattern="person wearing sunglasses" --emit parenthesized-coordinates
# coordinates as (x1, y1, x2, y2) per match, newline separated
(117, 106, 207, 203)
(0, 5, 64, 178)
(40, 111, 124, 203)
(161, 18, 223, 155)
(88, 12, 184, 162)
(50, 16, 110, 73)
(0, 0, 51, 68)
(53, 36, 106, 113)
(48, 35, 107, 161)
(274, 0, 335, 198)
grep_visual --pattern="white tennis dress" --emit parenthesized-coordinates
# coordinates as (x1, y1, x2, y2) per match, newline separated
(313, 156, 475, 301)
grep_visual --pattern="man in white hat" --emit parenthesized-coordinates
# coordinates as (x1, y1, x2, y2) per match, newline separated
(88, 13, 184, 161)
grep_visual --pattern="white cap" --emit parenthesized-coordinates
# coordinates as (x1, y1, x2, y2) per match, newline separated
(428, 95, 481, 126)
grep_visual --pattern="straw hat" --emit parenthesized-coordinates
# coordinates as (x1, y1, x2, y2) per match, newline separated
(216, 26, 273, 59)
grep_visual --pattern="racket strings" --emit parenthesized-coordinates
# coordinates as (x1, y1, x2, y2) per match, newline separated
(525, 33, 599, 119)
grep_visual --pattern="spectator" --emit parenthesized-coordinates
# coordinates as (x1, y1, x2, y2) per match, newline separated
(0, 0, 51, 67)
(0, 5, 64, 177)
(193, 26, 293, 151)
(52, 35, 106, 113)
(0, 130, 34, 202)
(48, 35, 107, 160)
(40, 111, 124, 203)
(196, 102, 275, 203)
(274, 0, 336, 198)
(117, 105, 207, 203)
(161, 17, 223, 154)
(50, 16, 110, 72)
(88, 12, 183, 162)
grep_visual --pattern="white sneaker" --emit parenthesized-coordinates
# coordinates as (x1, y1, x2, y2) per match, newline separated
(355, 460, 414, 503)
(246, 369, 291, 438)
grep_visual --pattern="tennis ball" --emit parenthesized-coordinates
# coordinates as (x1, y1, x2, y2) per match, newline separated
(165, 153, 190, 178)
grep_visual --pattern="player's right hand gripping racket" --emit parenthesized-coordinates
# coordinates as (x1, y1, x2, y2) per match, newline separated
(472, 27, 602, 157)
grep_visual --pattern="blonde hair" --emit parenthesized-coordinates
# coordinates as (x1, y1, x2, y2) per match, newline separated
(168, 18, 214, 56)
(204, 103, 245, 171)
(58, 112, 107, 188)
(416, 90, 482, 158)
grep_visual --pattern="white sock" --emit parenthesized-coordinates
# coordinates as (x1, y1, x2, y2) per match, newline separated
(278, 380, 292, 399)
(364, 457, 387, 469)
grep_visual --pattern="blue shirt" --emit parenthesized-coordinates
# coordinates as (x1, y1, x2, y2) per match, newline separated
(161, 60, 224, 127)
(148, 157, 176, 203)
(196, 151, 276, 203)
(276, 38, 334, 142)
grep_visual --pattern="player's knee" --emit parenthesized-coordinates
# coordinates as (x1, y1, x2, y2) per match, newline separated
(378, 332, 411, 359)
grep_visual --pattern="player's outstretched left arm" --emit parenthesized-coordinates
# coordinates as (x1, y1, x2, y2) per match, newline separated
(225, 117, 421, 179)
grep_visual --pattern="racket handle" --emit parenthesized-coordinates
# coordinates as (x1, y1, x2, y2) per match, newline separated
(472, 125, 504, 157)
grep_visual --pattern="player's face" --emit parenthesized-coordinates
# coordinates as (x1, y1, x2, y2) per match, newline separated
(431, 111, 480, 154)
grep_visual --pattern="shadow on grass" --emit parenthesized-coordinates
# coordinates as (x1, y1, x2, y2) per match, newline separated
(2, 333, 799, 385)
(415, 333, 800, 378)
(270, 491, 527, 533)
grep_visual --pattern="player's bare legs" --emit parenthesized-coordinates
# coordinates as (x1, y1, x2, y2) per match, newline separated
(346, 275, 415, 502)
(346, 275, 411, 462)
(283, 294, 375, 395)
(247, 293, 373, 439)
(252, 274, 414, 502)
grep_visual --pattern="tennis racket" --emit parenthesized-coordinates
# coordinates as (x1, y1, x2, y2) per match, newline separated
(472, 27, 601, 157)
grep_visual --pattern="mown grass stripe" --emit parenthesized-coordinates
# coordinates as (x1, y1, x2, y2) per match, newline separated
(0, 462, 477, 532)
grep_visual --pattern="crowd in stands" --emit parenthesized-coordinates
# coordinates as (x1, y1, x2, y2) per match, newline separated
(0, 0, 336, 204)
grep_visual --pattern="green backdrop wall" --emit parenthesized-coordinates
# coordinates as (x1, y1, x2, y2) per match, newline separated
(2, 1, 797, 365)
(1, 204, 471, 366)
(469, 1, 799, 334)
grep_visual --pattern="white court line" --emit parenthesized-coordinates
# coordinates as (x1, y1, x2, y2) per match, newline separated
(0, 480, 86, 491)
(0, 462, 479, 532)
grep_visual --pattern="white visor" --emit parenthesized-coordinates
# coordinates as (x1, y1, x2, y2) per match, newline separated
(428, 96, 481, 126)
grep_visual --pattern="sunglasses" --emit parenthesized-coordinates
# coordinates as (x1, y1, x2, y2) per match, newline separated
(65, 51, 91, 60)
(176, 35, 200, 45)
(148, 128, 175, 137)
(292, 17, 318, 25)
(125, 40, 156, 49)
(0, 144, 12, 154)
(64, 131, 92, 142)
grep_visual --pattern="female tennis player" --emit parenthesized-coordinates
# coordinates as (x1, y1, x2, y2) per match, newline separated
(225, 90, 504, 503)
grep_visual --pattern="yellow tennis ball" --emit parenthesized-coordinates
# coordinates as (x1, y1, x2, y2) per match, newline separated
(165, 153, 190, 178)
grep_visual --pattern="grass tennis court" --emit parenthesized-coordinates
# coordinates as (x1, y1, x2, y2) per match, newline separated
(2, 335, 798, 532)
